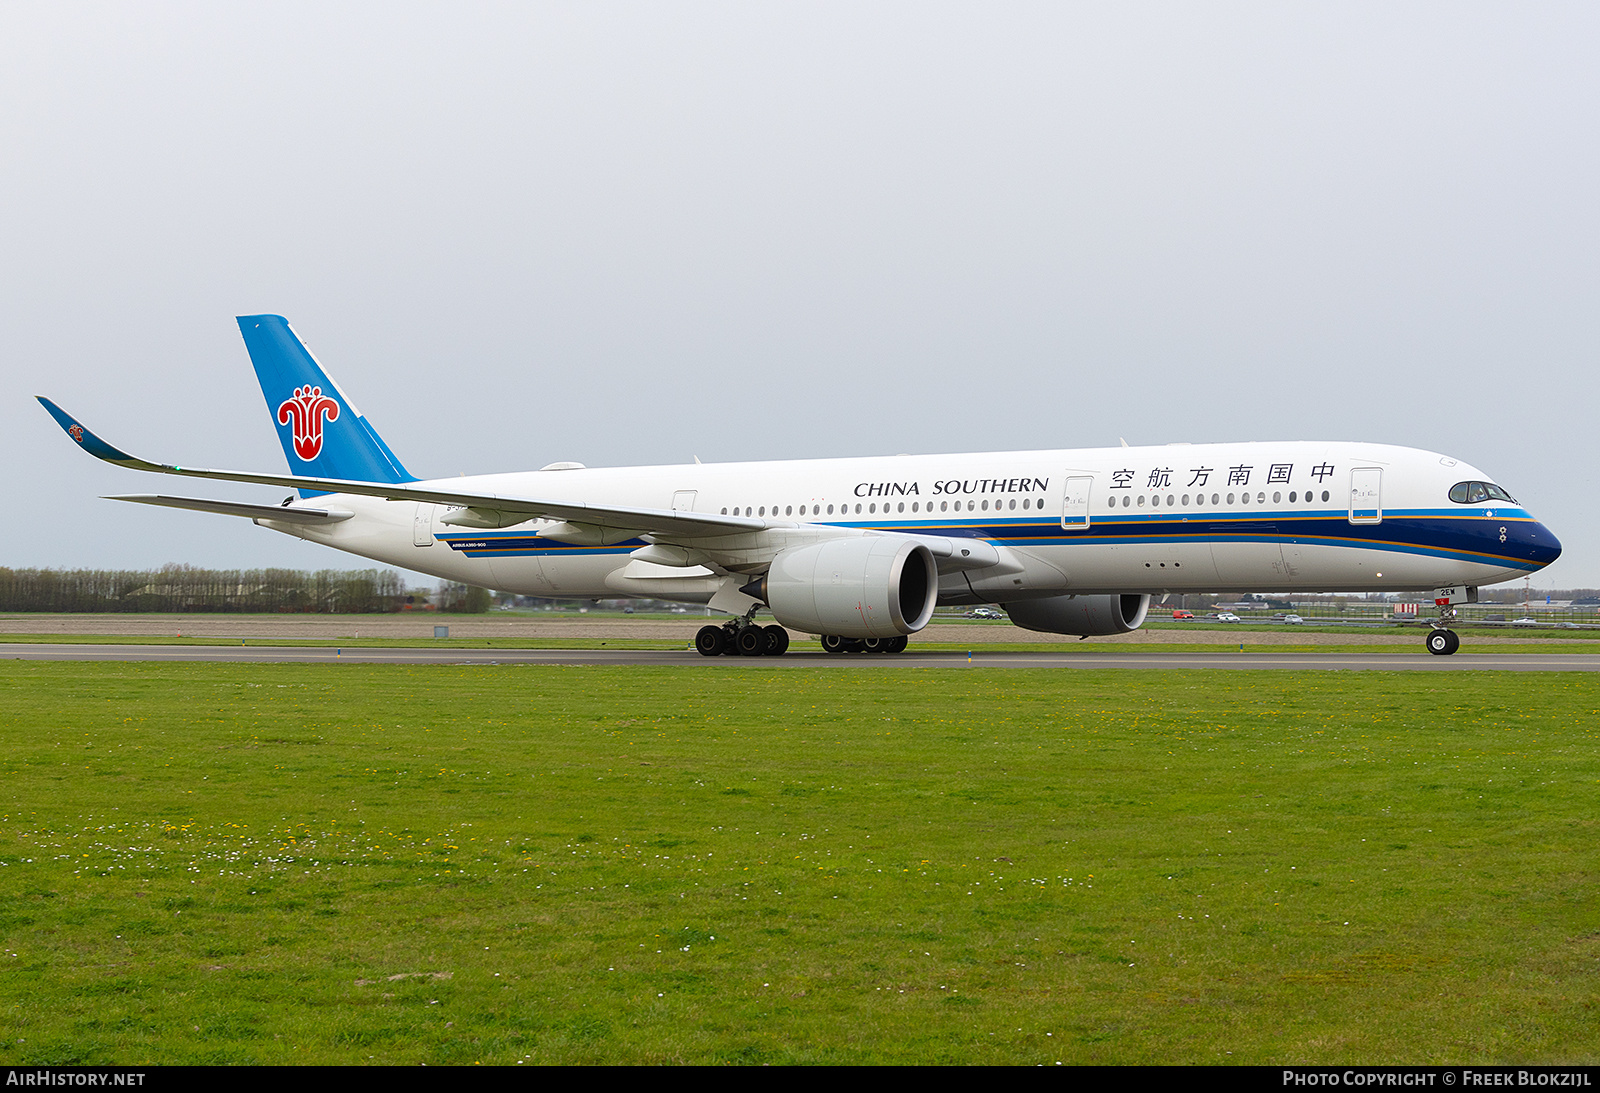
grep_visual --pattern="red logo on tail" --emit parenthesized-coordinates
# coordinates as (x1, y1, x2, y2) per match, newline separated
(276, 385, 340, 461)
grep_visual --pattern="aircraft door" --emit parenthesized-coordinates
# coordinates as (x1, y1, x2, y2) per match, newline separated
(412, 503, 436, 546)
(1060, 476, 1093, 531)
(671, 490, 698, 512)
(1348, 468, 1382, 525)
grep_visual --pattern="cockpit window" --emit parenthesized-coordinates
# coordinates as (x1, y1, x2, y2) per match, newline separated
(1448, 481, 1517, 504)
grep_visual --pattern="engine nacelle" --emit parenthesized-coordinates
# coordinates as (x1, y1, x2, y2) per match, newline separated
(1002, 593, 1150, 636)
(764, 537, 938, 638)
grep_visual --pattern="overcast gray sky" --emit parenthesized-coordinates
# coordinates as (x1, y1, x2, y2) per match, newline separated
(6, 3, 1597, 589)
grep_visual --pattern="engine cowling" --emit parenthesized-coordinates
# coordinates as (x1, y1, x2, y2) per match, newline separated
(763, 537, 938, 638)
(1002, 594, 1150, 636)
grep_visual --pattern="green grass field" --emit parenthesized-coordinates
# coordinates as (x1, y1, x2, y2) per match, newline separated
(0, 663, 1595, 1064)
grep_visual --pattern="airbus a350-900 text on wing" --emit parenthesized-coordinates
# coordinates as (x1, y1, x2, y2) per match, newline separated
(40, 315, 1561, 656)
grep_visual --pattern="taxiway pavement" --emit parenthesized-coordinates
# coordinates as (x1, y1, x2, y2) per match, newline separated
(6, 644, 1598, 671)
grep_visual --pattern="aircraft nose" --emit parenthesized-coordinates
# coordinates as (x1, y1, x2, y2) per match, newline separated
(1514, 519, 1562, 570)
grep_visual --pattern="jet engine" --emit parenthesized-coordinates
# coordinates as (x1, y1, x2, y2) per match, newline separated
(1001, 593, 1150, 636)
(761, 537, 938, 638)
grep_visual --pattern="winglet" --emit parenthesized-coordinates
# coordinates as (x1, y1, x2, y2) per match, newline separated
(36, 397, 152, 468)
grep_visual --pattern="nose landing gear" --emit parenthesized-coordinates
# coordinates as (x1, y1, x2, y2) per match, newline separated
(1425, 585, 1475, 656)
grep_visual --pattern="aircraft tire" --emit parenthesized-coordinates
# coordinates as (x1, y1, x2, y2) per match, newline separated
(763, 625, 790, 656)
(821, 634, 849, 654)
(1426, 629, 1459, 656)
(887, 636, 908, 653)
(695, 626, 726, 657)
(861, 637, 889, 654)
(735, 627, 767, 656)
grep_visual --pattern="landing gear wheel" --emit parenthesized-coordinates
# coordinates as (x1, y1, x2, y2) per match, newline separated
(843, 638, 866, 653)
(763, 625, 790, 656)
(886, 635, 908, 654)
(695, 626, 726, 657)
(735, 626, 767, 656)
(1426, 628, 1459, 656)
(861, 637, 890, 654)
(821, 634, 849, 654)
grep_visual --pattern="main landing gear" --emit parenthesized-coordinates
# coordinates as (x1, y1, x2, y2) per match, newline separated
(692, 604, 912, 657)
(820, 634, 908, 655)
(695, 617, 790, 657)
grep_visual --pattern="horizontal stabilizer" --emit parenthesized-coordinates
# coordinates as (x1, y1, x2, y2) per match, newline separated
(107, 494, 354, 524)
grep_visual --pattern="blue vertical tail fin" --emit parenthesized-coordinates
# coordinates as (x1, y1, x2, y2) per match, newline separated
(237, 315, 415, 490)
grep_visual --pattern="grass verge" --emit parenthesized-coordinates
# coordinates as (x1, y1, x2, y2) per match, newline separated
(0, 663, 1595, 1064)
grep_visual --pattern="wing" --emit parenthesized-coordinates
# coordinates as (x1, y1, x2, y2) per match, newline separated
(38, 396, 765, 540)
(41, 397, 1003, 571)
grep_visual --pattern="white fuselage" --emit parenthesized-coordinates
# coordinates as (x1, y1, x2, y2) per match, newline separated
(255, 439, 1558, 609)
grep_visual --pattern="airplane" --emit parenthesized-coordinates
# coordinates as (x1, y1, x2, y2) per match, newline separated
(38, 315, 1561, 657)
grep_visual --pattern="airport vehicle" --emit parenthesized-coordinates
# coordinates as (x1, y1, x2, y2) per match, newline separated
(39, 316, 1562, 656)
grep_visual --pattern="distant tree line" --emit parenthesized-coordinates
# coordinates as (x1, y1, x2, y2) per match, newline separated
(0, 565, 409, 613)
(436, 581, 492, 613)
